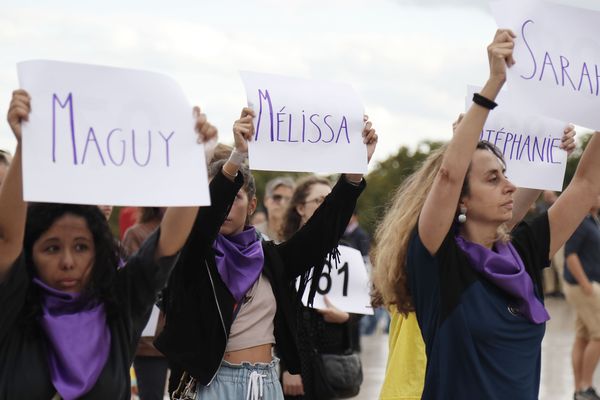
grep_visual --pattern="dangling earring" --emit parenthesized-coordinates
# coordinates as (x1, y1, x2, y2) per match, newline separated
(458, 206, 467, 223)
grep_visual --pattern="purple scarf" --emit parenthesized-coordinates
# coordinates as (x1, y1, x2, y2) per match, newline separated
(213, 226, 264, 302)
(455, 236, 550, 324)
(33, 278, 111, 400)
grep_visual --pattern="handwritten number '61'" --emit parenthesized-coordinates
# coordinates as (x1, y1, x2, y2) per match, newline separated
(316, 262, 349, 296)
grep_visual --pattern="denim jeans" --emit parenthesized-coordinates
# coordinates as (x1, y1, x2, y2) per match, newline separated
(195, 357, 284, 400)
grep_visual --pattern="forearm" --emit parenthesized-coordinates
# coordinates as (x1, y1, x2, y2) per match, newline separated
(573, 133, 600, 193)
(507, 188, 541, 231)
(156, 206, 200, 258)
(566, 254, 591, 287)
(0, 144, 26, 278)
(443, 77, 504, 179)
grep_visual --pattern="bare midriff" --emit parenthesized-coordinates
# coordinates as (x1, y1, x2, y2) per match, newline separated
(223, 343, 273, 364)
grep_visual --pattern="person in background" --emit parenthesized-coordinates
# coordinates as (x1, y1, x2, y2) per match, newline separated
(256, 177, 295, 243)
(250, 209, 267, 227)
(564, 196, 600, 400)
(122, 207, 168, 400)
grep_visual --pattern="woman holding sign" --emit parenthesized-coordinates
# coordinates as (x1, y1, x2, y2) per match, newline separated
(0, 90, 217, 400)
(372, 29, 600, 399)
(155, 108, 377, 400)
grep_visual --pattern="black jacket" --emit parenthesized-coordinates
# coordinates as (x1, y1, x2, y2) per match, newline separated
(155, 170, 365, 388)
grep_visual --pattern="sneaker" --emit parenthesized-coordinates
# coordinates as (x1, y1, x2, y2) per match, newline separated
(575, 387, 600, 400)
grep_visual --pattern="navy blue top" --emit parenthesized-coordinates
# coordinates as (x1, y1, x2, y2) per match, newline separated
(564, 215, 600, 285)
(408, 213, 550, 400)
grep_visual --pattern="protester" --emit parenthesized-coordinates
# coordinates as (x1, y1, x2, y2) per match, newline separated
(155, 107, 377, 399)
(376, 114, 576, 400)
(255, 176, 295, 242)
(373, 29, 600, 398)
(0, 90, 217, 399)
(563, 196, 600, 400)
(280, 175, 363, 399)
(122, 207, 168, 400)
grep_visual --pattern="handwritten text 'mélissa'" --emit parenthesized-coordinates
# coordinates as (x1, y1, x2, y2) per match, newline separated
(254, 89, 351, 144)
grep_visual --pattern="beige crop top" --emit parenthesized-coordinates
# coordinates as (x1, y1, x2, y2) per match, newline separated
(225, 273, 277, 352)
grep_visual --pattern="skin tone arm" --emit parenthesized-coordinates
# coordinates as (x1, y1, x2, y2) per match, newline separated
(0, 90, 29, 281)
(419, 29, 516, 254)
(506, 125, 576, 230)
(547, 133, 600, 258)
(566, 253, 594, 296)
(156, 106, 218, 258)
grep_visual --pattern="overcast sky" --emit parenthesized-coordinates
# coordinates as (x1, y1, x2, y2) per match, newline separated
(0, 0, 593, 164)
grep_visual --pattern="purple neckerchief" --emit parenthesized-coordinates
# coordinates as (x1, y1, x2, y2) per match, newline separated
(33, 278, 111, 400)
(213, 226, 264, 302)
(455, 236, 550, 324)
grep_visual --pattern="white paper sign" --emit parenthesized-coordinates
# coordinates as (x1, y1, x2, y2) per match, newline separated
(141, 305, 161, 337)
(17, 60, 210, 206)
(491, 0, 600, 130)
(298, 245, 374, 315)
(240, 71, 367, 174)
(466, 85, 567, 191)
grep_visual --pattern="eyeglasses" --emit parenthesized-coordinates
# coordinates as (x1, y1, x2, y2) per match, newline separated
(271, 194, 291, 203)
(303, 196, 326, 206)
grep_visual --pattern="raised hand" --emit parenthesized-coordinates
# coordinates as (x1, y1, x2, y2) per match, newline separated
(7, 90, 31, 142)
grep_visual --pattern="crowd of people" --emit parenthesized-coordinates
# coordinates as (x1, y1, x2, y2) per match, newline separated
(2, 28, 600, 400)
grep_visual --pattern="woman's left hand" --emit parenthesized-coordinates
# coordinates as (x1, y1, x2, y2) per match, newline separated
(363, 115, 378, 164)
(193, 106, 218, 144)
(317, 296, 350, 324)
(560, 124, 576, 156)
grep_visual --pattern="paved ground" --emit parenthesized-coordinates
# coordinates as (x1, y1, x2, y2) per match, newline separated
(355, 297, 590, 400)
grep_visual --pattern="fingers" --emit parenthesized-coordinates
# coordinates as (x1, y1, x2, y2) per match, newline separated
(560, 124, 576, 154)
(193, 106, 218, 143)
(363, 119, 377, 144)
(488, 29, 516, 68)
(240, 106, 256, 119)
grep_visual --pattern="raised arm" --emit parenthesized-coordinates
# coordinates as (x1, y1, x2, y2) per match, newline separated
(155, 106, 218, 258)
(346, 114, 378, 183)
(547, 133, 600, 257)
(506, 125, 576, 230)
(418, 29, 515, 254)
(0, 90, 29, 281)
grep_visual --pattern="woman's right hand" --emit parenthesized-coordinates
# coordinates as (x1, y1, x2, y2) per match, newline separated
(282, 371, 305, 396)
(487, 29, 516, 84)
(232, 107, 255, 153)
(7, 90, 31, 143)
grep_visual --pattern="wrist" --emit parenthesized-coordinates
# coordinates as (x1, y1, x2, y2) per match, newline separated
(228, 148, 247, 167)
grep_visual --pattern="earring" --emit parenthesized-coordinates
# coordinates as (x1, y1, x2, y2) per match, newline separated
(458, 206, 467, 223)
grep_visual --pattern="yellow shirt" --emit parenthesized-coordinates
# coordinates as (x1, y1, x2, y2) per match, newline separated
(379, 311, 426, 400)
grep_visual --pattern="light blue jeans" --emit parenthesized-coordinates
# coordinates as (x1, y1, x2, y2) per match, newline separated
(195, 357, 284, 400)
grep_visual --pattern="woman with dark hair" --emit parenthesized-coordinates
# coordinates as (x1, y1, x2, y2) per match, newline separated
(155, 107, 377, 399)
(279, 175, 360, 399)
(0, 90, 217, 399)
(372, 30, 600, 399)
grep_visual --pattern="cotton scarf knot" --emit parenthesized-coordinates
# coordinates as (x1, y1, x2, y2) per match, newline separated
(33, 278, 111, 400)
(455, 236, 550, 324)
(213, 226, 265, 302)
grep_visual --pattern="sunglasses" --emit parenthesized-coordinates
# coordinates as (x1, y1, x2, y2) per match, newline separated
(271, 194, 291, 203)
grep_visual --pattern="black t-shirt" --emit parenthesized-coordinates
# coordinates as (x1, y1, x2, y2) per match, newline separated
(0, 229, 177, 400)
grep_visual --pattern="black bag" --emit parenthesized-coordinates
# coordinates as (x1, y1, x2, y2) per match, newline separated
(311, 349, 363, 399)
